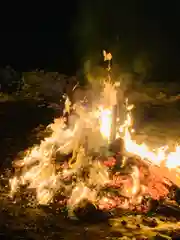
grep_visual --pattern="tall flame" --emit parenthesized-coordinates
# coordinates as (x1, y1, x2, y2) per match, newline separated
(99, 107, 112, 140)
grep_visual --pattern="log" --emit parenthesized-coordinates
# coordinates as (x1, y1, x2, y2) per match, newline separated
(73, 199, 111, 222)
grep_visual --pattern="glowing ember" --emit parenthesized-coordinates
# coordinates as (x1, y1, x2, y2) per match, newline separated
(9, 80, 180, 216)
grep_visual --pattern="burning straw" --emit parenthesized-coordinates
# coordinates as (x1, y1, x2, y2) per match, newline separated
(9, 52, 180, 219)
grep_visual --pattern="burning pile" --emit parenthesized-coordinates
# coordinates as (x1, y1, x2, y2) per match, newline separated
(9, 80, 180, 219)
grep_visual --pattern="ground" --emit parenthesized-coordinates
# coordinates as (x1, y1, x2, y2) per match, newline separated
(0, 85, 180, 240)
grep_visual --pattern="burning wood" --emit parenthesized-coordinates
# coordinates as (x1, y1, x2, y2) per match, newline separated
(11, 134, 180, 217)
(9, 79, 180, 225)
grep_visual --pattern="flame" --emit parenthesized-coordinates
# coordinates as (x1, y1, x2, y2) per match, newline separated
(123, 111, 168, 166)
(99, 106, 112, 140)
(9, 89, 113, 206)
(9, 80, 180, 212)
(166, 146, 180, 168)
(120, 102, 180, 186)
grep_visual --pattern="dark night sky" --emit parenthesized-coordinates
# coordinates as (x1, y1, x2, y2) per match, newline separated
(0, 0, 180, 79)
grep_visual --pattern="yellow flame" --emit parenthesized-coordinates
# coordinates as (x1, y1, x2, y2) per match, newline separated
(99, 106, 112, 140)
(119, 103, 180, 186)
(9, 81, 180, 207)
(96, 96, 180, 186)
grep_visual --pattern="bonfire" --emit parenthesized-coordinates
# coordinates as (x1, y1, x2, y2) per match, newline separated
(9, 51, 180, 224)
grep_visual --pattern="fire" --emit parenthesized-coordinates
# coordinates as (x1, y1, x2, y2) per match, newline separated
(99, 107, 112, 140)
(9, 80, 180, 215)
(166, 146, 180, 168)
(121, 105, 180, 186)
